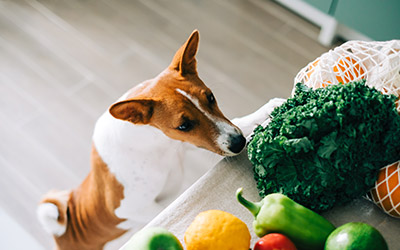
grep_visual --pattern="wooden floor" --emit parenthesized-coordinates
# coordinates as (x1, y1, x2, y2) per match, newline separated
(0, 0, 331, 248)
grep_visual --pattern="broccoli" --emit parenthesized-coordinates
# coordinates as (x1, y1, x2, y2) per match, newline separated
(248, 81, 400, 212)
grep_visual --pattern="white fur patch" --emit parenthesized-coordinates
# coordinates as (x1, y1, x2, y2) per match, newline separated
(215, 121, 240, 156)
(175, 88, 216, 122)
(93, 105, 185, 230)
(37, 203, 67, 236)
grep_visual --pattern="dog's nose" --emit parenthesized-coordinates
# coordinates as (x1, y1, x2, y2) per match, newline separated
(228, 134, 246, 154)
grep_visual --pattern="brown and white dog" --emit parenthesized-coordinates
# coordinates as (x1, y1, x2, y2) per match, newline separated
(37, 30, 284, 250)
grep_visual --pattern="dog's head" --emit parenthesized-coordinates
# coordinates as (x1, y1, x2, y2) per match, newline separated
(109, 30, 245, 156)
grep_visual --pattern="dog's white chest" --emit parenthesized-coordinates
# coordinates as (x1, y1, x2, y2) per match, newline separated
(93, 111, 184, 229)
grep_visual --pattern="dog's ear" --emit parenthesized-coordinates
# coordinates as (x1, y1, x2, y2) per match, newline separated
(169, 29, 199, 75)
(109, 99, 156, 124)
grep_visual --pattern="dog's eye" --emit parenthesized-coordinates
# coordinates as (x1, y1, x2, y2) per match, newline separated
(207, 93, 215, 104)
(177, 121, 193, 132)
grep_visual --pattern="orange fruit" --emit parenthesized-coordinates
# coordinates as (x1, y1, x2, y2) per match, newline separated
(305, 59, 331, 88)
(369, 161, 400, 218)
(305, 59, 320, 80)
(304, 56, 365, 88)
(333, 56, 365, 84)
(184, 210, 251, 250)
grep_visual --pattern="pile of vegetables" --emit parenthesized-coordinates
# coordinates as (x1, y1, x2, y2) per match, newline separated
(237, 187, 389, 250)
(236, 188, 335, 250)
(123, 189, 390, 250)
(248, 80, 400, 212)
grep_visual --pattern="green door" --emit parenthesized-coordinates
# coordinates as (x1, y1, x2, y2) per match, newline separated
(334, 0, 400, 40)
(302, 0, 335, 14)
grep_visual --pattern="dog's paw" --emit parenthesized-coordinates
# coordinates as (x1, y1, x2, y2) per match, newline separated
(37, 203, 67, 236)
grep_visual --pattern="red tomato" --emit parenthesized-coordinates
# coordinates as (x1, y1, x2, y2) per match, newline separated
(254, 233, 297, 250)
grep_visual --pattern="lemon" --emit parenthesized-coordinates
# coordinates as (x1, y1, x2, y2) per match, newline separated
(184, 210, 251, 250)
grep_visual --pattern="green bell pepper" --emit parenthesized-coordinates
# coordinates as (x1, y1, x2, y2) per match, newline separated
(236, 188, 335, 250)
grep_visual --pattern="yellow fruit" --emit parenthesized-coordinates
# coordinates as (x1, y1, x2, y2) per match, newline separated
(184, 210, 251, 250)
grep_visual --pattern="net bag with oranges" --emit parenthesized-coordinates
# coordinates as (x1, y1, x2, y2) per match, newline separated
(294, 40, 400, 218)
(369, 161, 400, 218)
(295, 40, 400, 112)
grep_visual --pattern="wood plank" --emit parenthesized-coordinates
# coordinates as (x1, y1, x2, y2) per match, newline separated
(0, 0, 332, 249)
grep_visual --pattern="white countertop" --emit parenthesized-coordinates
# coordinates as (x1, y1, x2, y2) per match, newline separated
(145, 151, 400, 249)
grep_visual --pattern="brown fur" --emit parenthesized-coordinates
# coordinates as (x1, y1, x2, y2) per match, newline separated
(41, 145, 126, 250)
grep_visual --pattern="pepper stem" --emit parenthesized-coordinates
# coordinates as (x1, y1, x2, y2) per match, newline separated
(236, 188, 261, 217)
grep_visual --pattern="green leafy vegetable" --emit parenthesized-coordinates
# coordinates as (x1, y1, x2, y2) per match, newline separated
(248, 81, 400, 212)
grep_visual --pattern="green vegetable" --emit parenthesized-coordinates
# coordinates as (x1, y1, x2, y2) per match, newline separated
(237, 188, 335, 250)
(120, 227, 183, 250)
(324, 222, 388, 250)
(248, 81, 400, 212)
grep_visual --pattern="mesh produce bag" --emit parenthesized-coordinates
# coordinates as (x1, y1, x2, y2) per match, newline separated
(294, 40, 400, 112)
(369, 162, 400, 218)
(294, 40, 400, 218)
